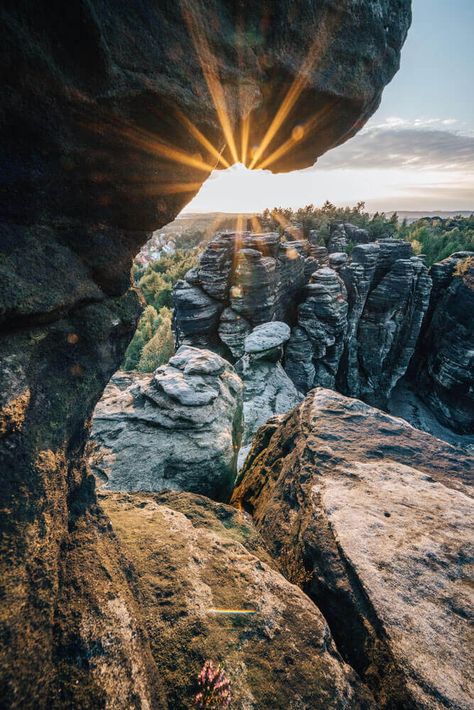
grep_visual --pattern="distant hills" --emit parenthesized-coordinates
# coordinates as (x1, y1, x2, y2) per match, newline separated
(396, 210, 474, 224)
(159, 210, 473, 235)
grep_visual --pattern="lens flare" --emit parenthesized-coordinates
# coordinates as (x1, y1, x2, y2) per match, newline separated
(255, 101, 336, 171)
(176, 110, 231, 169)
(249, 8, 340, 169)
(181, 0, 240, 164)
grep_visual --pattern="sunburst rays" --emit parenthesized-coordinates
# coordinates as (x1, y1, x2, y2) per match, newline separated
(248, 9, 337, 170)
(86, 5, 339, 202)
(180, 0, 240, 164)
(254, 101, 336, 171)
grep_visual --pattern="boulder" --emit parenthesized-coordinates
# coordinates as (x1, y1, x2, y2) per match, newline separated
(244, 321, 291, 359)
(236, 322, 302, 467)
(90, 347, 243, 501)
(233, 388, 474, 709)
(101, 490, 375, 709)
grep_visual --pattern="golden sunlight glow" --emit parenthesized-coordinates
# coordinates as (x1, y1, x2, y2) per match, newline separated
(270, 209, 291, 231)
(256, 102, 335, 170)
(250, 215, 263, 233)
(240, 115, 250, 167)
(184, 162, 474, 214)
(181, 0, 240, 164)
(105, 120, 216, 173)
(144, 181, 204, 195)
(234, 213, 246, 234)
(177, 111, 231, 169)
(85, 6, 346, 206)
(249, 9, 337, 169)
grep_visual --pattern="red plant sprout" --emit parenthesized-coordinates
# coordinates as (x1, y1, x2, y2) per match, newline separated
(194, 660, 231, 709)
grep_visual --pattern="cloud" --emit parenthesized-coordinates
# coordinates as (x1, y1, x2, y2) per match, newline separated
(316, 123, 474, 171)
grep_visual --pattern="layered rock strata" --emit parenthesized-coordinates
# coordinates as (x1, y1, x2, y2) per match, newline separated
(175, 233, 432, 408)
(173, 231, 309, 356)
(232, 388, 474, 709)
(91, 347, 243, 501)
(286, 266, 349, 390)
(412, 252, 474, 433)
(287, 239, 432, 406)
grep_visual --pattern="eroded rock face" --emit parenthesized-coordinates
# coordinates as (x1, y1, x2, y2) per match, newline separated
(235, 322, 302, 466)
(91, 347, 243, 501)
(286, 240, 432, 406)
(232, 388, 474, 709)
(173, 231, 309, 352)
(412, 253, 474, 433)
(288, 267, 349, 390)
(101, 490, 375, 710)
(178, 232, 432, 409)
(0, 1, 411, 703)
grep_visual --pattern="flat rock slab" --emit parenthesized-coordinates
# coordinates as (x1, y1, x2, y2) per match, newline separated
(101, 490, 374, 709)
(233, 388, 474, 709)
(244, 321, 291, 353)
(321, 459, 473, 709)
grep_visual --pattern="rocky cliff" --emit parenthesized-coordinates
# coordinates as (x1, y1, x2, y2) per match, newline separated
(232, 388, 474, 709)
(0, 2, 412, 704)
(411, 253, 474, 433)
(173, 230, 433, 408)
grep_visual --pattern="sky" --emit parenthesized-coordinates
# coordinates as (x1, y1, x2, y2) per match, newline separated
(185, 0, 474, 214)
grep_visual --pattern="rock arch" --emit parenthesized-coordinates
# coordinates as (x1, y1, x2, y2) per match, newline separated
(0, 1, 411, 705)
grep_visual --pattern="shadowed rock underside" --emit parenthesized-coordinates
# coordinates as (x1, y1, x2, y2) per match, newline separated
(0, 1, 411, 706)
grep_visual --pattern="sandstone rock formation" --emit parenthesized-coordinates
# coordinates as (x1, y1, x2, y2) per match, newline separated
(233, 388, 474, 709)
(102, 490, 375, 709)
(174, 233, 432, 408)
(235, 322, 302, 466)
(91, 347, 243, 500)
(0, 2, 411, 704)
(412, 252, 474, 433)
(286, 266, 349, 390)
(173, 231, 309, 354)
(287, 239, 432, 407)
(328, 222, 372, 253)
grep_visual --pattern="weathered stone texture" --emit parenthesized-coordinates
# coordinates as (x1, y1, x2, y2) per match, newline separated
(91, 347, 243, 501)
(102, 490, 375, 709)
(412, 252, 474, 433)
(0, 1, 411, 703)
(233, 388, 474, 709)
